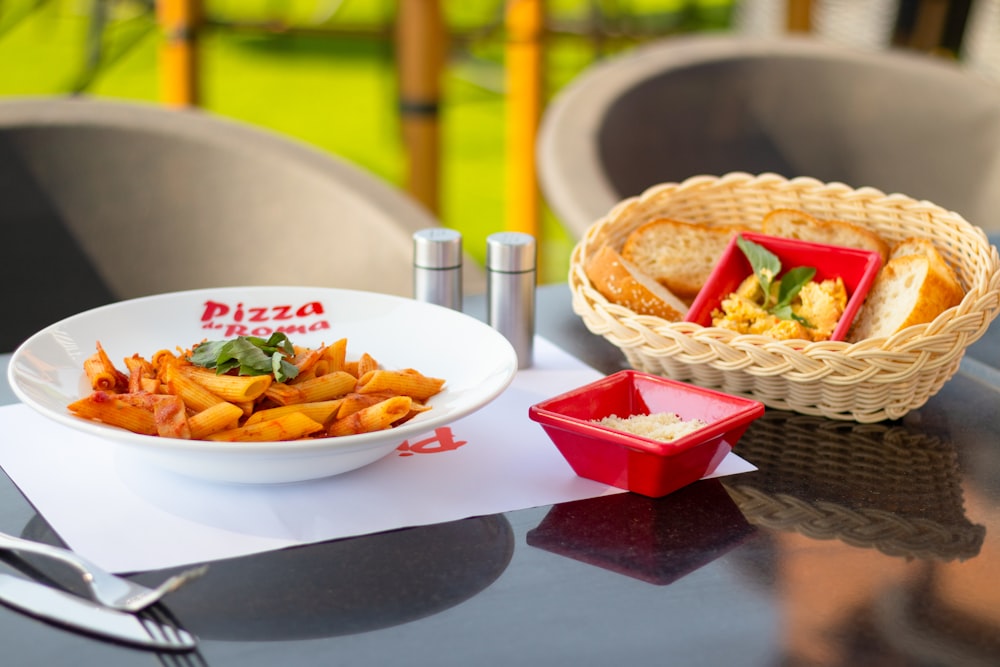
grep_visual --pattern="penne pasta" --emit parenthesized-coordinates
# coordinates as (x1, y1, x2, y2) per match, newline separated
(188, 401, 244, 439)
(83, 342, 128, 393)
(328, 396, 412, 436)
(96, 342, 129, 391)
(83, 355, 119, 392)
(356, 369, 445, 401)
(68, 391, 158, 435)
(177, 365, 272, 402)
(321, 338, 348, 373)
(355, 352, 379, 378)
(336, 392, 397, 419)
(151, 348, 181, 374)
(265, 371, 356, 406)
(263, 382, 303, 406)
(206, 412, 324, 442)
(69, 336, 445, 443)
(139, 377, 161, 393)
(123, 354, 156, 394)
(290, 345, 326, 375)
(244, 399, 344, 427)
(164, 369, 228, 413)
(295, 371, 357, 403)
(288, 368, 318, 385)
(152, 394, 191, 439)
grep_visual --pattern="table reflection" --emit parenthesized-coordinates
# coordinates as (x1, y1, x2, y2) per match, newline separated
(725, 410, 984, 561)
(721, 408, 997, 665)
(526, 478, 755, 585)
(18, 512, 514, 641)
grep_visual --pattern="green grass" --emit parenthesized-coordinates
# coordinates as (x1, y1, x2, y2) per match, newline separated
(0, 0, 734, 283)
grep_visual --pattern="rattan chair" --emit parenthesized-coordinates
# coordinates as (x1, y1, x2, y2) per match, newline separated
(0, 96, 483, 352)
(537, 34, 1000, 238)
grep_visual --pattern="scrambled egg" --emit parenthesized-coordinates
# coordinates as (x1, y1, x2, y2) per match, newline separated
(711, 275, 847, 342)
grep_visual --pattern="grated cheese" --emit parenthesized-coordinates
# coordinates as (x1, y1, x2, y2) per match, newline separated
(594, 412, 707, 441)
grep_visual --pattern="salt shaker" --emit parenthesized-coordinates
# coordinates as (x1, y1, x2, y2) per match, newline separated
(486, 231, 536, 369)
(412, 228, 463, 311)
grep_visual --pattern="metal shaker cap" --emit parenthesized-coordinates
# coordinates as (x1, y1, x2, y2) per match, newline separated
(486, 232, 536, 272)
(413, 228, 463, 269)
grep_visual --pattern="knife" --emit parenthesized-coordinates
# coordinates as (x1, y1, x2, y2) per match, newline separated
(0, 573, 197, 651)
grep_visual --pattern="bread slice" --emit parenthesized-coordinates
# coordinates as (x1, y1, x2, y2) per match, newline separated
(620, 219, 744, 302)
(889, 237, 964, 293)
(847, 254, 964, 341)
(585, 245, 689, 321)
(762, 208, 890, 263)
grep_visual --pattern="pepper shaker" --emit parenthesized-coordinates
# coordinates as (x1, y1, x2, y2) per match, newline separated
(412, 228, 463, 311)
(486, 232, 536, 369)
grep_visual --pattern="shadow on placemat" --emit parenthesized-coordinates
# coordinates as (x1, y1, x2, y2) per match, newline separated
(723, 411, 985, 562)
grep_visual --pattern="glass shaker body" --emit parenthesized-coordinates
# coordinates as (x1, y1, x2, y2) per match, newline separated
(412, 228, 463, 311)
(486, 232, 536, 369)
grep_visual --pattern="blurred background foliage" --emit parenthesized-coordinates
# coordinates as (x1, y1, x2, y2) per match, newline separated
(0, 0, 736, 282)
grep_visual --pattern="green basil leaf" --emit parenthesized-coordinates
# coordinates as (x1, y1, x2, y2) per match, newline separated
(772, 304, 814, 328)
(222, 338, 273, 374)
(216, 358, 241, 375)
(271, 352, 299, 383)
(771, 304, 793, 320)
(189, 334, 300, 381)
(736, 236, 821, 328)
(736, 235, 781, 304)
(776, 266, 816, 309)
(189, 340, 227, 368)
(265, 332, 295, 357)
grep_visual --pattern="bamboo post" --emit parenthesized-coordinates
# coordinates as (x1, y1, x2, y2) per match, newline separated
(909, 0, 951, 52)
(156, 0, 202, 107)
(504, 0, 542, 240)
(396, 0, 446, 215)
(786, 0, 812, 32)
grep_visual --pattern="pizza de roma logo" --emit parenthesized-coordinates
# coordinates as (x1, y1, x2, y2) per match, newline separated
(199, 300, 331, 337)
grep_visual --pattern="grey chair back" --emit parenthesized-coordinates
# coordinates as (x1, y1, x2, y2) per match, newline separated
(0, 97, 481, 351)
(537, 35, 1000, 238)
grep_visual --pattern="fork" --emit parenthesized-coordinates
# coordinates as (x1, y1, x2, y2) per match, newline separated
(0, 530, 207, 612)
(140, 605, 203, 658)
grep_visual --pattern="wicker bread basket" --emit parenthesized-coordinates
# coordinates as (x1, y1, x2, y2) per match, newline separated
(569, 172, 1000, 422)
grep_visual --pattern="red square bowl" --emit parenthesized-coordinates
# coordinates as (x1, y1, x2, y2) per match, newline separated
(528, 370, 765, 497)
(684, 232, 883, 342)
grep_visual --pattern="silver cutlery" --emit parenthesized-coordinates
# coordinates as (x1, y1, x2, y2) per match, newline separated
(0, 572, 197, 650)
(0, 531, 207, 612)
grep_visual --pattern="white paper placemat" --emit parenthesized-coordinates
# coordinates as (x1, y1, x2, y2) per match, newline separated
(0, 337, 755, 573)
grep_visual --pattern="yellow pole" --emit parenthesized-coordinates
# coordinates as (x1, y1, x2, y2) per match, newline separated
(396, 0, 446, 215)
(504, 0, 542, 240)
(157, 0, 202, 107)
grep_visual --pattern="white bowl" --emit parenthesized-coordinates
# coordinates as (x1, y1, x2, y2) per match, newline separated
(8, 286, 518, 484)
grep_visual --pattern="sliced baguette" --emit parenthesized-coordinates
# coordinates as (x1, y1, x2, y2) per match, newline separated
(762, 208, 890, 263)
(620, 218, 745, 302)
(585, 245, 689, 321)
(847, 254, 964, 341)
(889, 237, 965, 295)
